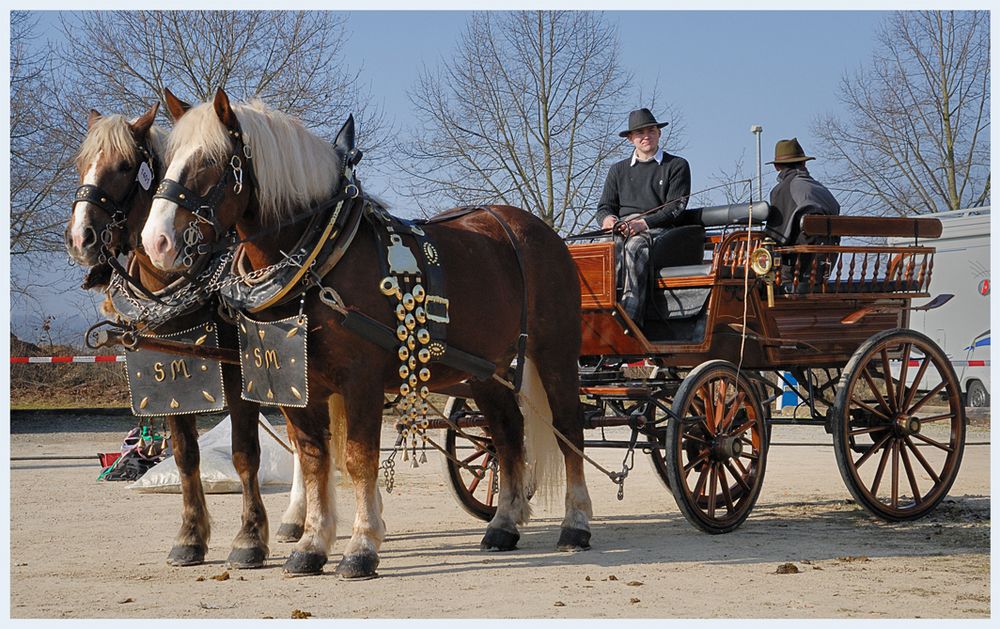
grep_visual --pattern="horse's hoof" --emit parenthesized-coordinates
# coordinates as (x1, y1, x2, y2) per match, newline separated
(275, 523, 304, 543)
(166, 545, 206, 567)
(556, 527, 592, 552)
(226, 546, 268, 569)
(283, 551, 327, 576)
(480, 527, 519, 552)
(334, 551, 380, 580)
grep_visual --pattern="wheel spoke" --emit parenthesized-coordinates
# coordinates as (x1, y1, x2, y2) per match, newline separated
(682, 431, 711, 445)
(862, 366, 894, 418)
(849, 394, 892, 422)
(731, 455, 750, 476)
(683, 449, 710, 473)
(707, 464, 719, 518)
(720, 391, 746, 433)
(880, 349, 898, 414)
(911, 432, 954, 453)
(730, 418, 757, 438)
(719, 465, 735, 513)
(901, 357, 931, 411)
(461, 449, 489, 466)
(724, 459, 752, 493)
(907, 381, 947, 415)
(895, 343, 912, 410)
(903, 436, 941, 483)
(485, 465, 496, 506)
(697, 386, 717, 435)
(899, 444, 922, 505)
(918, 412, 957, 423)
(691, 463, 710, 498)
(854, 431, 893, 468)
(869, 442, 891, 496)
(714, 379, 729, 435)
(849, 425, 891, 437)
(891, 440, 900, 508)
(468, 470, 483, 494)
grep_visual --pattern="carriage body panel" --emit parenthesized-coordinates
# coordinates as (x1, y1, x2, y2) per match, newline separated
(570, 226, 927, 369)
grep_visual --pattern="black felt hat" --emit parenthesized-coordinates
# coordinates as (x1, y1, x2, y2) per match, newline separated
(619, 108, 669, 138)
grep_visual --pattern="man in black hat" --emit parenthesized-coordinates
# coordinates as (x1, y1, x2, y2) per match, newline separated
(766, 137, 841, 291)
(595, 108, 692, 325)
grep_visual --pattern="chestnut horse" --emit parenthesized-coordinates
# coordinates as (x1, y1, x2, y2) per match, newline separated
(65, 103, 281, 568)
(140, 88, 594, 577)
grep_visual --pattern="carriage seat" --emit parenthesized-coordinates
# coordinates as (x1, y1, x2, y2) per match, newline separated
(678, 201, 771, 229)
(657, 263, 712, 278)
(646, 202, 769, 323)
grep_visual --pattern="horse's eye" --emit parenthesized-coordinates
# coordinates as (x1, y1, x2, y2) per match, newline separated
(204, 158, 218, 168)
(117, 160, 132, 172)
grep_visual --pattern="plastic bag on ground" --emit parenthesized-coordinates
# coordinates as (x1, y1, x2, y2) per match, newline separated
(129, 414, 293, 493)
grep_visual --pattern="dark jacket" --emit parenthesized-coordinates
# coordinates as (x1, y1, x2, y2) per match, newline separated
(596, 152, 691, 229)
(767, 166, 840, 244)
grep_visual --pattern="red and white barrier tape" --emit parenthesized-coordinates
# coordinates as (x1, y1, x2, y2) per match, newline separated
(10, 355, 125, 364)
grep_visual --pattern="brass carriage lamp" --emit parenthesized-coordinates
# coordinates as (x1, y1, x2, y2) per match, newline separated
(750, 239, 777, 307)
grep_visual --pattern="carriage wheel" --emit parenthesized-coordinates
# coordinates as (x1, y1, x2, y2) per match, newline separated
(643, 394, 673, 491)
(832, 329, 966, 521)
(441, 398, 498, 522)
(665, 360, 768, 534)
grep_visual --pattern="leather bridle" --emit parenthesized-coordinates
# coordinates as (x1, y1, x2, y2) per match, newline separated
(152, 127, 255, 268)
(72, 141, 158, 262)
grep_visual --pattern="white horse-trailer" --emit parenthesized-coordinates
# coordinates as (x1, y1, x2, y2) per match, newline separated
(891, 207, 990, 407)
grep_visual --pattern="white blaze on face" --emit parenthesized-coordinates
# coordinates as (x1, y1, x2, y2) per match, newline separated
(69, 152, 102, 250)
(142, 144, 199, 270)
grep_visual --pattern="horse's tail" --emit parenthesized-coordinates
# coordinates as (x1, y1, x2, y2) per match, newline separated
(518, 356, 564, 509)
(328, 394, 349, 477)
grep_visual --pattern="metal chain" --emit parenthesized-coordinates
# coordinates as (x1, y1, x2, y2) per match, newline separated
(380, 449, 397, 493)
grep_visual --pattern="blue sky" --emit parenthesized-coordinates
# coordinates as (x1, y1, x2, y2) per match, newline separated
(340, 10, 887, 205)
(15, 9, 891, 341)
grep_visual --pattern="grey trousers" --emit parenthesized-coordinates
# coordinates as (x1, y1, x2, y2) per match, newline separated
(615, 224, 664, 325)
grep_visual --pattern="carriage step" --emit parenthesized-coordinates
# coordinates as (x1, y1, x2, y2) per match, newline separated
(580, 386, 651, 398)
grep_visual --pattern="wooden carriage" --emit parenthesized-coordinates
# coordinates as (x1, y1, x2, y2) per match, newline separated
(443, 203, 965, 534)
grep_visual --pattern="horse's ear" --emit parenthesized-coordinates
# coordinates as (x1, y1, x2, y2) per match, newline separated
(130, 101, 159, 138)
(334, 114, 355, 154)
(163, 88, 191, 122)
(213, 88, 238, 130)
(87, 109, 102, 130)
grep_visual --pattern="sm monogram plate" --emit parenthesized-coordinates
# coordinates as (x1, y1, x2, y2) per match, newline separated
(125, 321, 226, 416)
(238, 313, 309, 407)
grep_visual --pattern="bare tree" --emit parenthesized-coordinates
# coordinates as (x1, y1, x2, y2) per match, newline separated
(397, 11, 684, 234)
(58, 11, 386, 149)
(813, 11, 989, 216)
(10, 12, 75, 258)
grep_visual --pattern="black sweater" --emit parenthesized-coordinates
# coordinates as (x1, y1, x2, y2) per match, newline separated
(595, 152, 691, 229)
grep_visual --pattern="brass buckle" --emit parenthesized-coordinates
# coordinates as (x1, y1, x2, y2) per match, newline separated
(424, 295, 450, 324)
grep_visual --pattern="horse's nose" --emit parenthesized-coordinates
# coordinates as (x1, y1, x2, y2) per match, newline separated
(152, 233, 174, 260)
(81, 225, 97, 249)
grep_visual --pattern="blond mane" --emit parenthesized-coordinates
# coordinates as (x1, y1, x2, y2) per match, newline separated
(165, 99, 340, 223)
(76, 114, 166, 171)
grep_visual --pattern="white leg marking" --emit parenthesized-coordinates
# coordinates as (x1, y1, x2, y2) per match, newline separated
(280, 446, 306, 529)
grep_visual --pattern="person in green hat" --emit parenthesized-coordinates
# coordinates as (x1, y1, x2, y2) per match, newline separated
(595, 108, 692, 325)
(766, 137, 841, 291)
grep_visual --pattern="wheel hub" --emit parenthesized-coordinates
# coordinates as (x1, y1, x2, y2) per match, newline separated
(711, 435, 743, 461)
(894, 414, 921, 436)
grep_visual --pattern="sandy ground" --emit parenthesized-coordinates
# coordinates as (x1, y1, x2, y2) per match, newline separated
(9, 410, 990, 619)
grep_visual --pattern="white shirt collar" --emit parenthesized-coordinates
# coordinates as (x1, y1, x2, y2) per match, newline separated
(630, 147, 664, 166)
